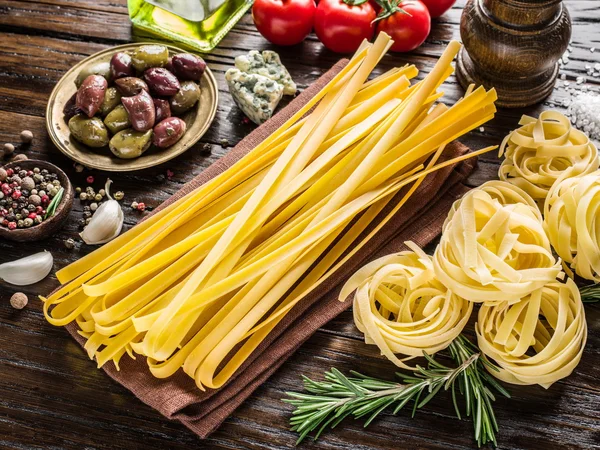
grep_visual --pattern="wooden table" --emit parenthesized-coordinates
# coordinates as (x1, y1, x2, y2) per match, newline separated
(0, 1, 598, 449)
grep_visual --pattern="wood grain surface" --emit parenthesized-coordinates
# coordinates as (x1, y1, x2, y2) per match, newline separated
(0, 1, 599, 449)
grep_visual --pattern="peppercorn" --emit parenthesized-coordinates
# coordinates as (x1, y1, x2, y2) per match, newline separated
(40, 195, 49, 205)
(23, 218, 33, 227)
(15, 214, 22, 220)
(17, 219, 24, 228)
(29, 194, 41, 206)
(33, 168, 40, 174)
(40, 169, 48, 175)
(86, 175, 94, 184)
(113, 191, 124, 201)
(18, 170, 26, 178)
(64, 238, 76, 249)
(94, 193, 102, 202)
(3, 143, 15, 155)
(11, 154, 28, 162)
(98, 189, 106, 197)
(85, 217, 91, 225)
(10, 292, 28, 309)
(11, 191, 21, 200)
(30, 189, 37, 195)
(33, 215, 42, 224)
(0, 168, 7, 182)
(137, 202, 146, 211)
(79, 192, 88, 201)
(7, 221, 16, 230)
(78, 218, 86, 227)
(75, 187, 81, 194)
(20, 130, 33, 144)
(131, 201, 138, 209)
(83, 211, 92, 219)
(20, 176, 34, 191)
(90, 202, 98, 212)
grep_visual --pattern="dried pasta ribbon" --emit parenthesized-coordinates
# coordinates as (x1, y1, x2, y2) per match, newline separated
(544, 170, 600, 281)
(499, 110, 599, 207)
(475, 278, 587, 388)
(342, 242, 472, 370)
(433, 181, 562, 305)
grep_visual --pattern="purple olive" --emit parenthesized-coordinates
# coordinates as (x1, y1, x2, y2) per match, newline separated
(152, 117, 187, 148)
(115, 77, 149, 96)
(171, 53, 206, 81)
(63, 93, 80, 121)
(121, 89, 156, 132)
(110, 52, 135, 79)
(153, 98, 171, 123)
(144, 68, 181, 96)
(76, 75, 107, 118)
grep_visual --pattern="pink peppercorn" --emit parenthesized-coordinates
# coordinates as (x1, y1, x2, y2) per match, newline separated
(2, 219, 8, 227)
(166, 169, 174, 178)
(7, 222, 16, 230)
(26, 170, 33, 176)
(35, 206, 43, 214)
(1, 183, 10, 194)
(136, 202, 146, 211)
(41, 194, 50, 205)
(11, 190, 21, 200)
(86, 175, 94, 184)
(27, 212, 37, 220)
(5, 169, 13, 177)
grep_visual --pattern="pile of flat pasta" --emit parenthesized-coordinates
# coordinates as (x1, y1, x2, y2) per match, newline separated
(544, 170, 600, 281)
(340, 242, 472, 369)
(43, 35, 498, 390)
(498, 111, 599, 207)
(476, 278, 587, 387)
(433, 181, 562, 305)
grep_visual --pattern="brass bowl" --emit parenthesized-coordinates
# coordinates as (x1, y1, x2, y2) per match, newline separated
(46, 43, 218, 172)
(0, 160, 73, 242)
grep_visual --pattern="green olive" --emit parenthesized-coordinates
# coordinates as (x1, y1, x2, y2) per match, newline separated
(68, 114, 109, 147)
(131, 45, 169, 72)
(170, 81, 201, 115)
(103, 104, 131, 134)
(109, 128, 153, 159)
(75, 61, 111, 88)
(97, 87, 122, 117)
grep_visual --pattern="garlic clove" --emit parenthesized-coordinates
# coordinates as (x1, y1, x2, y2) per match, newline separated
(0, 251, 53, 286)
(80, 179, 124, 245)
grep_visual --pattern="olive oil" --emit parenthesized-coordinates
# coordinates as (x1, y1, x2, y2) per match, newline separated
(128, 0, 252, 52)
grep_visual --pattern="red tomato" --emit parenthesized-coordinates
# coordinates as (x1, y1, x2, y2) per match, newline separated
(376, 0, 431, 52)
(314, 0, 377, 54)
(252, 0, 316, 46)
(419, 0, 455, 18)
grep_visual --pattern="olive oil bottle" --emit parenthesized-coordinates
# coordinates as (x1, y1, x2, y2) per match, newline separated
(128, 0, 252, 52)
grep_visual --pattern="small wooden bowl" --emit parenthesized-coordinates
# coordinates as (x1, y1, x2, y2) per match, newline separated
(0, 160, 73, 242)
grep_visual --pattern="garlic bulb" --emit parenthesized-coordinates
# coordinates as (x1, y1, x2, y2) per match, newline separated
(0, 251, 53, 286)
(80, 179, 124, 245)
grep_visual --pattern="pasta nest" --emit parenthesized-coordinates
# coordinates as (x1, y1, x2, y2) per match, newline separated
(475, 278, 587, 388)
(341, 242, 472, 370)
(433, 181, 562, 305)
(498, 111, 599, 208)
(544, 170, 600, 281)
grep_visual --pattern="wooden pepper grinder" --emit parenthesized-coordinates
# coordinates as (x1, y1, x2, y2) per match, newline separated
(456, 0, 571, 108)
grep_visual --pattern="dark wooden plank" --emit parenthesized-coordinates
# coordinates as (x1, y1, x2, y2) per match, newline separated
(0, 0, 599, 449)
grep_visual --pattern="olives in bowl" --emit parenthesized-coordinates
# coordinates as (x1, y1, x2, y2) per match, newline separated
(46, 42, 218, 172)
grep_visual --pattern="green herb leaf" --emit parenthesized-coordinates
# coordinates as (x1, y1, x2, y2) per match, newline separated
(44, 187, 64, 220)
(283, 334, 509, 447)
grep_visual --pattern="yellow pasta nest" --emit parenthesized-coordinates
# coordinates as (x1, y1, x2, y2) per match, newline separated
(475, 278, 587, 388)
(444, 180, 542, 229)
(544, 171, 600, 281)
(498, 111, 599, 207)
(433, 182, 562, 305)
(341, 242, 472, 369)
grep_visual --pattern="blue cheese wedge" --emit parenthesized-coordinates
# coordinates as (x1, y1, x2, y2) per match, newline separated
(235, 50, 297, 96)
(225, 68, 284, 125)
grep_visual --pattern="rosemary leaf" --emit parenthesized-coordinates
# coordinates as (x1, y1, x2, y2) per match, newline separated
(283, 334, 509, 447)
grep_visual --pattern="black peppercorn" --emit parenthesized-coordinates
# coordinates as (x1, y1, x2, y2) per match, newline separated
(21, 189, 29, 197)
(41, 169, 48, 175)
(27, 204, 35, 212)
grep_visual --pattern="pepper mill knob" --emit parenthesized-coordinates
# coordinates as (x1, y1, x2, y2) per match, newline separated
(456, 0, 571, 108)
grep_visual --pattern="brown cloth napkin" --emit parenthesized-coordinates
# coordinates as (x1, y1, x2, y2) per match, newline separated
(64, 60, 477, 438)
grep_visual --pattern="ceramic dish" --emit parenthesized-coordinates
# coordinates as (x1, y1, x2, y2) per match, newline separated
(0, 160, 73, 242)
(46, 43, 218, 172)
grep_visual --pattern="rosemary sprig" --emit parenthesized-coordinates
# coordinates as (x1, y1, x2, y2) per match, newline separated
(578, 283, 600, 303)
(283, 335, 510, 447)
(44, 187, 64, 219)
